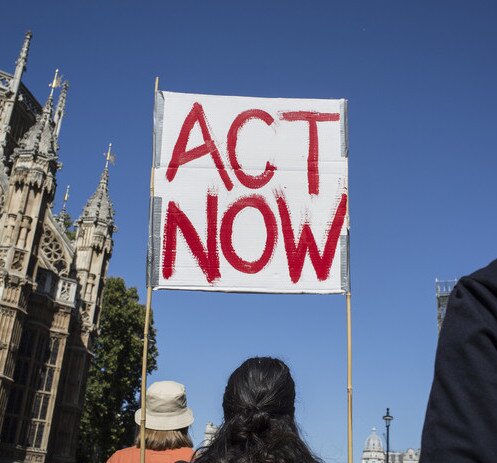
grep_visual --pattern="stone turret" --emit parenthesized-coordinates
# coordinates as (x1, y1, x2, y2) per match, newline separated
(0, 88, 61, 448)
(2, 92, 59, 261)
(74, 156, 114, 342)
(48, 157, 114, 462)
(79, 167, 114, 226)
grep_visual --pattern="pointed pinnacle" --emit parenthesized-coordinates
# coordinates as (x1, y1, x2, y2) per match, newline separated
(54, 81, 69, 139)
(16, 31, 32, 68)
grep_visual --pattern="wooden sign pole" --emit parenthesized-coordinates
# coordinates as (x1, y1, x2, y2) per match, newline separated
(346, 290, 353, 463)
(140, 76, 160, 463)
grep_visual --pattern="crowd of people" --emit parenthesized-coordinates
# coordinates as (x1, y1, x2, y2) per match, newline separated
(107, 258, 497, 463)
(107, 357, 322, 463)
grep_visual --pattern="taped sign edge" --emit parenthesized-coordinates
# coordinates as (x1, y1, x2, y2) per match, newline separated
(150, 196, 162, 288)
(340, 233, 350, 292)
(340, 99, 349, 158)
(153, 91, 165, 168)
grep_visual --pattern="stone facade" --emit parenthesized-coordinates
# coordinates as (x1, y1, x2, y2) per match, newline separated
(361, 428, 420, 463)
(202, 422, 218, 447)
(0, 32, 114, 463)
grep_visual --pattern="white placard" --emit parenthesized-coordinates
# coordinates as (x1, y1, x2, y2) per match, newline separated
(151, 91, 348, 293)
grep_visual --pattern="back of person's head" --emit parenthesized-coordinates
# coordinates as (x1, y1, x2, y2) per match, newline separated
(195, 357, 321, 463)
(223, 357, 296, 439)
(134, 381, 194, 451)
(135, 427, 192, 451)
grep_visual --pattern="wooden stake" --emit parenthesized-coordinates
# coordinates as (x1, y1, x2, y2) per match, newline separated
(346, 290, 353, 463)
(140, 76, 160, 463)
(140, 286, 153, 463)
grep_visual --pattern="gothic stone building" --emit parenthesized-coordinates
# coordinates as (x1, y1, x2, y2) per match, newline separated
(0, 32, 114, 462)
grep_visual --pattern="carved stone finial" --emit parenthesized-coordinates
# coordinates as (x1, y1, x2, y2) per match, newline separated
(48, 69, 62, 99)
(53, 81, 69, 140)
(103, 143, 116, 170)
(56, 185, 71, 229)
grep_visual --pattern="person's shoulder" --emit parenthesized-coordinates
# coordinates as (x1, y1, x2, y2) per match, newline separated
(107, 446, 139, 463)
(466, 258, 497, 286)
(451, 258, 497, 307)
(172, 447, 194, 460)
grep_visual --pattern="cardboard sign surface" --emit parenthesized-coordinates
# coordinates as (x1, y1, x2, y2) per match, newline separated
(151, 91, 349, 293)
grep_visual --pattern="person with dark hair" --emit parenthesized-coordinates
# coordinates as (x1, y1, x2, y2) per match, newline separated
(107, 381, 194, 463)
(420, 258, 497, 462)
(194, 357, 322, 463)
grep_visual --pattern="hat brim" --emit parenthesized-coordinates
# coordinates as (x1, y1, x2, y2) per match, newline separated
(134, 407, 194, 431)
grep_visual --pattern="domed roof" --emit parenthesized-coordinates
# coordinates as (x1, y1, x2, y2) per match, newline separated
(364, 427, 384, 452)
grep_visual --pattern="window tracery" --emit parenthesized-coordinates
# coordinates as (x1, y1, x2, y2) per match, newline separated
(40, 228, 67, 276)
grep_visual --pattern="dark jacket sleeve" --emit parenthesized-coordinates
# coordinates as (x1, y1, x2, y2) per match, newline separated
(420, 259, 497, 462)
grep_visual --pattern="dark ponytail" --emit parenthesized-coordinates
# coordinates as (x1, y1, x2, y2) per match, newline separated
(195, 357, 322, 463)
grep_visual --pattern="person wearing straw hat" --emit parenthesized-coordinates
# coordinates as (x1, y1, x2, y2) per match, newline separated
(107, 381, 195, 463)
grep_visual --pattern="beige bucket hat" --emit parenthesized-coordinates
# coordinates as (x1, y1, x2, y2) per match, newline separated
(134, 381, 194, 431)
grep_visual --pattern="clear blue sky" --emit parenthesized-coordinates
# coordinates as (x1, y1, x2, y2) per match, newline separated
(2, 2, 497, 462)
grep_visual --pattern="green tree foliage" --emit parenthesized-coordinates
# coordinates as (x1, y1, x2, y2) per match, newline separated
(63, 215, 76, 241)
(77, 277, 158, 463)
(55, 210, 76, 240)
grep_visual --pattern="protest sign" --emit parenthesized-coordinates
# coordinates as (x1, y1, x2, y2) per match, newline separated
(150, 91, 349, 293)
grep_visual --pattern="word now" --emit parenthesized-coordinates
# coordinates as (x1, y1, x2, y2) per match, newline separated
(162, 192, 348, 284)
(166, 102, 340, 195)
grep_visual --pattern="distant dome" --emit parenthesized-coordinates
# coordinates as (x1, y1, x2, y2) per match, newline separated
(364, 427, 384, 452)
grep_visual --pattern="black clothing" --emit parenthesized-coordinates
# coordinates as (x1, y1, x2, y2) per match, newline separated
(420, 259, 497, 462)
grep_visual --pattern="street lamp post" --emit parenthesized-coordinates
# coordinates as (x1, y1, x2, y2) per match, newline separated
(383, 408, 393, 463)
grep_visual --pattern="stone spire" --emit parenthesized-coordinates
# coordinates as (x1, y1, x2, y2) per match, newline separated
(56, 184, 71, 229)
(78, 148, 115, 225)
(53, 80, 68, 141)
(18, 92, 57, 158)
(12, 31, 32, 91)
(0, 31, 32, 168)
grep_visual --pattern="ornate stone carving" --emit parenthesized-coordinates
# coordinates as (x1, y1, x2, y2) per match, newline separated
(0, 306, 15, 317)
(80, 302, 91, 324)
(0, 247, 8, 268)
(40, 228, 67, 276)
(17, 85, 42, 115)
(56, 278, 76, 306)
(11, 249, 25, 271)
(0, 74, 10, 90)
(59, 282, 70, 301)
(25, 452, 45, 463)
(1, 283, 20, 304)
